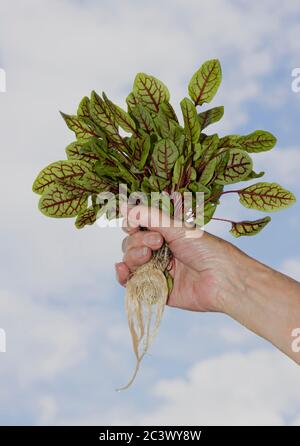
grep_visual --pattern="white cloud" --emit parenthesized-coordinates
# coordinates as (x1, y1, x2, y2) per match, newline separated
(53, 349, 300, 426)
(0, 289, 87, 385)
(138, 350, 300, 426)
(253, 148, 300, 189)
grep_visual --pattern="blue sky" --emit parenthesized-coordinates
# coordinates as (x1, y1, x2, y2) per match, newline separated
(0, 0, 300, 425)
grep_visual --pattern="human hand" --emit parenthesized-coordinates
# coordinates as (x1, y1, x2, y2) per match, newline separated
(115, 205, 248, 313)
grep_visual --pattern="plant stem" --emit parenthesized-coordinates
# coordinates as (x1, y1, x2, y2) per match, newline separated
(204, 189, 240, 204)
(211, 216, 235, 224)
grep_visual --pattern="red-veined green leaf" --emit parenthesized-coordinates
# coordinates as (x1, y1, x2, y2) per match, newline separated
(76, 171, 108, 193)
(172, 155, 185, 186)
(148, 175, 170, 191)
(136, 134, 151, 169)
(199, 158, 218, 185)
(154, 108, 178, 140)
(126, 91, 140, 113)
(201, 134, 219, 162)
(65, 141, 99, 163)
(215, 149, 253, 184)
(198, 106, 224, 130)
(89, 91, 122, 144)
(152, 138, 179, 179)
(75, 205, 100, 229)
(133, 73, 170, 113)
(239, 182, 296, 211)
(103, 92, 137, 135)
(32, 160, 91, 195)
(160, 102, 179, 123)
(188, 59, 222, 106)
(238, 130, 277, 153)
(230, 216, 271, 237)
(246, 170, 265, 180)
(39, 184, 88, 218)
(77, 96, 90, 119)
(218, 134, 241, 150)
(174, 128, 185, 154)
(131, 104, 154, 133)
(180, 97, 201, 143)
(60, 112, 98, 140)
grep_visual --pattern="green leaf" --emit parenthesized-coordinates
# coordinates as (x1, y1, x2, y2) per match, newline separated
(198, 106, 224, 130)
(190, 166, 197, 181)
(94, 161, 119, 179)
(230, 216, 271, 238)
(65, 140, 99, 163)
(152, 138, 179, 179)
(218, 134, 241, 150)
(148, 175, 170, 191)
(154, 108, 178, 140)
(103, 92, 137, 135)
(133, 73, 170, 113)
(75, 206, 99, 229)
(201, 134, 219, 162)
(131, 104, 154, 133)
(193, 143, 203, 161)
(180, 97, 201, 143)
(188, 59, 222, 106)
(246, 170, 265, 180)
(172, 155, 185, 186)
(160, 102, 179, 123)
(32, 160, 91, 195)
(194, 201, 216, 225)
(80, 138, 109, 159)
(141, 177, 152, 193)
(215, 149, 253, 185)
(89, 91, 122, 144)
(39, 183, 88, 218)
(60, 112, 98, 140)
(204, 203, 217, 224)
(126, 91, 140, 113)
(199, 158, 218, 185)
(137, 134, 151, 169)
(238, 130, 277, 153)
(239, 182, 296, 212)
(76, 171, 107, 193)
(188, 182, 211, 197)
(77, 96, 90, 119)
(174, 128, 185, 154)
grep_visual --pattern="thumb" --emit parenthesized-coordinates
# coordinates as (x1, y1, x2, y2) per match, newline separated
(122, 204, 203, 244)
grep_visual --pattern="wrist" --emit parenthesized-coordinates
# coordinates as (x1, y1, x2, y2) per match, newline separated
(212, 240, 300, 365)
(219, 245, 269, 317)
(220, 247, 296, 355)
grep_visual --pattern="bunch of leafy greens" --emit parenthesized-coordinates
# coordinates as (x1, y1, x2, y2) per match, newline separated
(33, 59, 296, 390)
(32, 59, 296, 236)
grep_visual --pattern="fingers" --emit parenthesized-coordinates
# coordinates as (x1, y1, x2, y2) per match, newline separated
(122, 230, 163, 253)
(121, 204, 202, 244)
(123, 245, 152, 271)
(117, 230, 164, 285)
(115, 262, 130, 286)
(122, 230, 163, 272)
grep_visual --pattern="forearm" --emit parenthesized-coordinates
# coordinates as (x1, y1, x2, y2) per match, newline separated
(224, 250, 300, 364)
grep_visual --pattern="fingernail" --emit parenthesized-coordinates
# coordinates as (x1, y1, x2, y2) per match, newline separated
(145, 233, 162, 246)
(136, 247, 149, 258)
